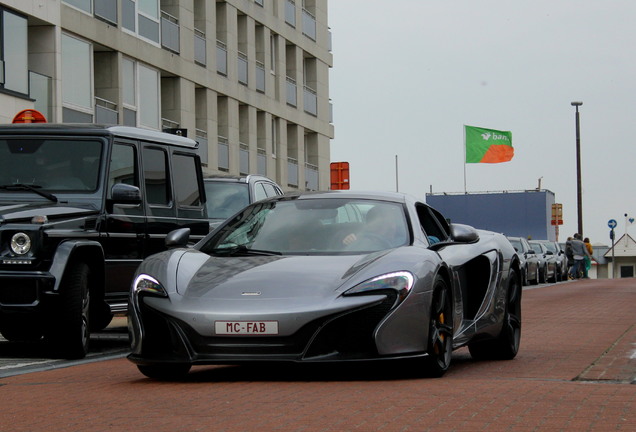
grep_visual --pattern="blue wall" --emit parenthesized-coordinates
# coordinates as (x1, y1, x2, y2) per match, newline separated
(426, 191, 556, 241)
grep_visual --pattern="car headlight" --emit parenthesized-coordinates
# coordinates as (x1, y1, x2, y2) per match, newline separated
(345, 271, 414, 302)
(10, 232, 31, 255)
(133, 274, 168, 297)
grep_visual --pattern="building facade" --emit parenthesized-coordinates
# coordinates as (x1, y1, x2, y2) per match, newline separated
(0, 0, 333, 191)
(426, 190, 558, 241)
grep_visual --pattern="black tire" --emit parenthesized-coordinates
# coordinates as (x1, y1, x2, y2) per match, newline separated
(423, 276, 453, 377)
(45, 262, 91, 359)
(0, 317, 43, 342)
(468, 269, 522, 360)
(137, 364, 192, 380)
(90, 301, 113, 332)
(539, 265, 546, 284)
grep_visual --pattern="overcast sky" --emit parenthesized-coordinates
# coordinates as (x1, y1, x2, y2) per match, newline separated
(328, 0, 636, 245)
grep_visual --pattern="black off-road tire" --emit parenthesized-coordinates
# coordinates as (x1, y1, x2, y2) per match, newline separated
(45, 262, 91, 359)
(0, 317, 43, 342)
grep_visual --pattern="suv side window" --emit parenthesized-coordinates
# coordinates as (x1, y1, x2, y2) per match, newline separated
(172, 153, 201, 207)
(142, 146, 171, 206)
(108, 143, 139, 196)
(262, 182, 281, 197)
(254, 182, 268, 201)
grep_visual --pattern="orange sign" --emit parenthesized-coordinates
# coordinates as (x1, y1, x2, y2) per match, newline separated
(330, 162, 350, 190)
(551, 203, 563, 225)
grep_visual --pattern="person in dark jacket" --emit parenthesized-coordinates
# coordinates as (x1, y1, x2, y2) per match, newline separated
(568, 233, 590, 279)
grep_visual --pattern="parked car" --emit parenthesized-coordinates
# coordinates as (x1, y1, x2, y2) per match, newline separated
(0, 123, 210, 359)
(538, 240, 568, 281)
(203, 174, 283, 229)
(507, 236, 540, 285)
(128, 191, 522, 380)
(528, 240, 558, 283)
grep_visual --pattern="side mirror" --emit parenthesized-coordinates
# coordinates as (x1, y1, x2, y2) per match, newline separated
(165, 228, 191, 249)
(111, 183, 141, 204)
(449, 223, 479, 244)
(546, 250, 554, 255)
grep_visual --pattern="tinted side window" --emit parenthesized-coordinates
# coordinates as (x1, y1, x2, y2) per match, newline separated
(172, 153, 201, 207)
(108, 143, 138, 196)
(253, 182, 268, 201)
(142, 147, 170, 206)
(262, 182, 280, 197)
(416, 204, 448, 244)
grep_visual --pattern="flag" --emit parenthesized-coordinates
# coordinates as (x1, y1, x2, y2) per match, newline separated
(465, 125, 514, 163)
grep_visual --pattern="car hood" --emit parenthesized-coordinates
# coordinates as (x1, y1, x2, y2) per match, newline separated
(0, 202, 98, 224)
(176, 252, 394, 300)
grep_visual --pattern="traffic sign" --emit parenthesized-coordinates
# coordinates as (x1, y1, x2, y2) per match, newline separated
(608, 219, 617, 229)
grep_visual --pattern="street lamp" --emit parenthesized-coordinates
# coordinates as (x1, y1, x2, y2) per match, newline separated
(571, 101, 583, 236)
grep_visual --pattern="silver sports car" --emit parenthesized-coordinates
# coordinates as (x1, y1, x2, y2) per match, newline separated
(128, 191, 522, 379)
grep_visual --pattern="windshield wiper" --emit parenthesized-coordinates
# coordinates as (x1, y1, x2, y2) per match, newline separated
(0, 184, 58, 203)
(208, 245, 282, 256)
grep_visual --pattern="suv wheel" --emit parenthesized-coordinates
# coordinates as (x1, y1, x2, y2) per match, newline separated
(45, 262, 90, 359)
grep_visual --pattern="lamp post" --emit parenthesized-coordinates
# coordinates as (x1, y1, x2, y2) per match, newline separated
(571, 101, 583, 236)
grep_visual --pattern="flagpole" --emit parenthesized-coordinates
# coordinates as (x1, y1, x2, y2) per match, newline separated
(395, 154, 399, 192)
(463, 125, 467, 193)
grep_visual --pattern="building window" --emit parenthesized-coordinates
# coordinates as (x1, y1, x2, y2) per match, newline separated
(138, 64, 160, 129)
(62, 34, 93, 121)
(63, 0, 91, 14)
(121, 57, 137, 126)
(270, 34, 277, 74)
(122, 0, 160, 45)
(1, 9, 28, 95)
(271, 117, 278, 157)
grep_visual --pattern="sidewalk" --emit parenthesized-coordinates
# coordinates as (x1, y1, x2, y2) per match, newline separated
(0, 278, 634, 432)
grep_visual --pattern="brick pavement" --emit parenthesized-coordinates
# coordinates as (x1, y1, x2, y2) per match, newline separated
(0, 278, 634, 432)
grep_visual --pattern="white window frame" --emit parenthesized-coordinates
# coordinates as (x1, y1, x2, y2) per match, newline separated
(121, 0, 161, 48)
(61, 33, 94, 117)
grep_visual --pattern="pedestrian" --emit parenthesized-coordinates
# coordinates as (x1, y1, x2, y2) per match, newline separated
(583, 237, 593, 278)
(568, 233, 589, 279)
(565, 236, 574, 278)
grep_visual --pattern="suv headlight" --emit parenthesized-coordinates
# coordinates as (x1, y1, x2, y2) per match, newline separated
(133, 274, 168, 297)
(10, 232, 32, 255)
(344, 271, 414, 302)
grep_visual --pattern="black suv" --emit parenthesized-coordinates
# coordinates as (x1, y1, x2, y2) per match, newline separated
(204, 174, 283, 229)
(0, 124, 209, 358)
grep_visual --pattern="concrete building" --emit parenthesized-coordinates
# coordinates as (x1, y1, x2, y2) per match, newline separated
(0, 0, 333, 191)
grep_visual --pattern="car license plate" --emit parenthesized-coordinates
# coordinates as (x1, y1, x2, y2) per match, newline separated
(214, 321, 279, 335)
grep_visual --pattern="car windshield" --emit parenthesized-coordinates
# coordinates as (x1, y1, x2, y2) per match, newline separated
(530, 244, 543, 254)
(200, 198, 410, 255)
(543, 242, 558, 253)
(508, 239, 522, 252)
(0, 138, 103, 192)
(204, 181, 250, 219)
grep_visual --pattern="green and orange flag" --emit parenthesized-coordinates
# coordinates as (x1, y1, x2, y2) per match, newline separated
(464, 125, 514, 163)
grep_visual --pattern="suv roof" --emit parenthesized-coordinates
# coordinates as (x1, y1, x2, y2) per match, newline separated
(0, 124, 198, 149)
(203, 173, 274, 183)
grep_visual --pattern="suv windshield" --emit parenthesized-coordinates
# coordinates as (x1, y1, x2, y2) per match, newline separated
(204, 182, 249, 219)
(0, 138, 103, 192)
